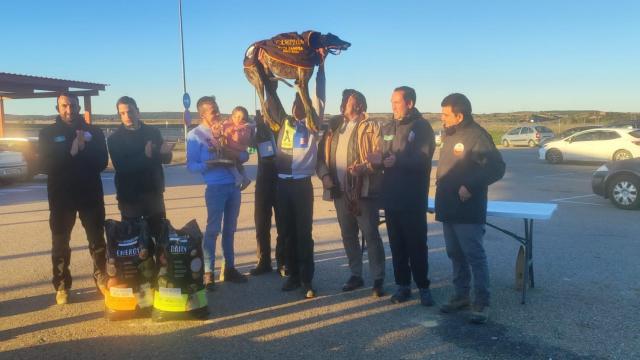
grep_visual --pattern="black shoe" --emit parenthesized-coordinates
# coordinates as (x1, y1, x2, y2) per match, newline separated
(390, 286, 411, 304)
(372, 279, 385, 298)
(419, 288, 435, 307)
(224, 267, 248, 283)
(281, 276, 301, 291)
(249, 262, 273, 276)
(342, 275, 364, 292)
(303, 282, 316, 299)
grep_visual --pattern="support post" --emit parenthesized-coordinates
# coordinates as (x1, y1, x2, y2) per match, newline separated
(0, 97, 5, 137)
(83, 96, 92, 124)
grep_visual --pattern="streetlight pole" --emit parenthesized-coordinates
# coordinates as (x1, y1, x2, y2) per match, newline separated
(179, 0, 189, 154)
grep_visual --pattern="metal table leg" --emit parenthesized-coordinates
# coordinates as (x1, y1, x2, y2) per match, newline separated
(521, 219, 534, 304)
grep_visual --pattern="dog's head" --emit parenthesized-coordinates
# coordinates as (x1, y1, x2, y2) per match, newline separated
(310, 32, 351, 54)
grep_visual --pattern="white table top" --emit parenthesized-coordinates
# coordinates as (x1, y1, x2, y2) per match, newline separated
(427, 198, 557, 220)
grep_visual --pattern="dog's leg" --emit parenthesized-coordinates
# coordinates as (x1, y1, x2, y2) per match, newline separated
(265, 74, 287, 126)
(244, 65, 277, 131)
(296, 67, 319, 132)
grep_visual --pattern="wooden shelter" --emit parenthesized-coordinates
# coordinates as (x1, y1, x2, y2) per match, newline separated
(0, 72, 107, 136)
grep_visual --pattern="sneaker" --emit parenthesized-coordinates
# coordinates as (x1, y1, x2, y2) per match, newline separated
(249, 262, 273, 276)
(390, 286, 411, 304)
(55, 289, 69, 305)
(303, 282, 316, 299)
(342, 275, 364, 292)
(281, 276, 301, 291)
(240, 177, 252, 191)
(440, 295, 471, 313)
(372, 279, 385, 298)
(469, 304, 490, 324)
(419, 288, 435, 307)
(204, 272, 215, 292)
(224, 267, 248, 283)
(277, 265, 289, 277)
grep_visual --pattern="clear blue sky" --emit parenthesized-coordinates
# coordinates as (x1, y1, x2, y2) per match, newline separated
(2, 0, 639, 116)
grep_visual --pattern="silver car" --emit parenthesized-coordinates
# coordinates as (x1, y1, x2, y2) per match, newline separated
(0, 150, 28, 184)
(501, 125, 555, 147)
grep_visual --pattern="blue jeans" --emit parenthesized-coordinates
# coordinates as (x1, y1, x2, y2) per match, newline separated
(442, 223, 490, 306)
(204, 183, 241, 273)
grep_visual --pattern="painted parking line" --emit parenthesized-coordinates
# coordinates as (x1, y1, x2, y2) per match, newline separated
(0, 189, 30, 194)
(551, 194, 598, 202)
(535, 172, 579, 179)
(556, 200, 605, 206)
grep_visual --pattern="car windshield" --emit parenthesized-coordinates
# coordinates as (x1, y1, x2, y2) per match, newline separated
(629, 130, 640, 138)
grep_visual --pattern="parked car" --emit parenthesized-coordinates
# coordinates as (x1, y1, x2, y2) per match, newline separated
(592, 158, 640, 210)
(539, 128, 640, 164)
(501, 125, 554, 147)
(608, 119, 640, 129)
(0, 150, 28, 184)
(434, 129, 443, 147)
(0, 137, 40, 178)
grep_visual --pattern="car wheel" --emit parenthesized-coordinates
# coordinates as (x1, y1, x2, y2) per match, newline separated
(608, 175, 640, 210)
(502, 139, 510, 147)
(545, 149, 563, 164)
(613, 149, 632, 161)
(528, 140, 536, 148)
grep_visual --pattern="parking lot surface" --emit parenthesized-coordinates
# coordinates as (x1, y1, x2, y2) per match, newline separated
(1, 148, 638, 359)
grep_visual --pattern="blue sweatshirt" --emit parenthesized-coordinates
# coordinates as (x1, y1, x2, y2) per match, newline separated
(186, 124, 248, 185)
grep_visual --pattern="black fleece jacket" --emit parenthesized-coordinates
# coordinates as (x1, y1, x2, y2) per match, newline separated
(38, 115, 108, 209)
(380, 108, 435, 211)
(435, 118, 505, 224)
(107, 123, 171, 204)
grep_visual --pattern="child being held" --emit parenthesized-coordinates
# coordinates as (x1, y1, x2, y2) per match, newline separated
(211, 106, 252, 190)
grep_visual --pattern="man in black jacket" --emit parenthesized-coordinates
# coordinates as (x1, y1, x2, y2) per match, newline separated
(436, 93, 505, 324)
(39, 93, 109, 305)
(380, 86, 436, 306)
(107, 96, 173, 245)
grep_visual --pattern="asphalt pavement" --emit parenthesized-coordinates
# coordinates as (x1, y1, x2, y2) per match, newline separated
(0, 148, 638, 359)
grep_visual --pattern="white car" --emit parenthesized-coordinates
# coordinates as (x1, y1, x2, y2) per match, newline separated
(0, 150, 28, 183)
(434, 129, 443, 147)
(539, 128, 640, 164)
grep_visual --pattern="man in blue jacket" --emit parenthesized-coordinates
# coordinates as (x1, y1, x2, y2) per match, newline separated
(187, 96, 249, 290)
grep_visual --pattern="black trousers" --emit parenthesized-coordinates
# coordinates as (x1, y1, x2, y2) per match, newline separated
(254, 163, 284, 267)
(276, 176, 314, 283)
(385, 208, 430, 289)
(119, 193, 166, 253)
(50, 205, 107, 291)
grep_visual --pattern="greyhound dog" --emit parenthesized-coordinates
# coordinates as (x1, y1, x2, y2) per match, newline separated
(243, 31, 350, 132)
